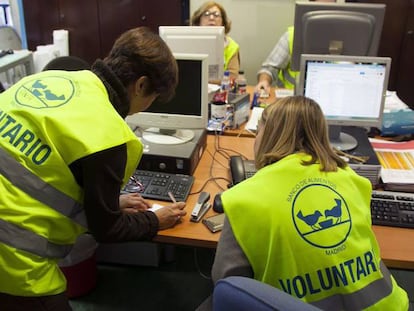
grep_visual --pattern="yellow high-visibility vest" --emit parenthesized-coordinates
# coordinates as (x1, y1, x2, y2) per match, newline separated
(224, 36, 239, 71)
(223, 153, 409, 310)
(277, 26, 299, 89)
(0, 69, 142, 296)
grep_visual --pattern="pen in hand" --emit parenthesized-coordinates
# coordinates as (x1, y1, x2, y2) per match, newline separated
(168, 191, 177, 204)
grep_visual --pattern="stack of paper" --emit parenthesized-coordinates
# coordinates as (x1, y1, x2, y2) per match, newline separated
(370, 138, 414, 192)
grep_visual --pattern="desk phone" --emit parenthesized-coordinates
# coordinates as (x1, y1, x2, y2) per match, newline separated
(229, 156, 256, 186)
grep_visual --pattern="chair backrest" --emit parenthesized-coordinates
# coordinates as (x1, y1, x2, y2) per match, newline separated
(213, 276, 323, 311)
(0, 25, 22, 50)
(42, 56, 90, 71)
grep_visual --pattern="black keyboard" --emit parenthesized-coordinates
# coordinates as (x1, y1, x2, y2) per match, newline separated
(371, 190, 414, 229)
(122, 170, 194, 202)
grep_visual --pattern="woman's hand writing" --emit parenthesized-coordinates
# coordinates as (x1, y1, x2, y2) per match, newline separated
(119, 193, 151, 214)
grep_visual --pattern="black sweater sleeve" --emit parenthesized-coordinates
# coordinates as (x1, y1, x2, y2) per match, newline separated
(69, 144, 159, 242)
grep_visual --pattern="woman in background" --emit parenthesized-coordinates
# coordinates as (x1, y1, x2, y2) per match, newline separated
(191, 1, 240, 79)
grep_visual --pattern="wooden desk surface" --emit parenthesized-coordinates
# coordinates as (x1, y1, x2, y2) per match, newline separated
(153, 134, 255, 248)
(372, 226, 414, 269)
(153, 134, 414, 269)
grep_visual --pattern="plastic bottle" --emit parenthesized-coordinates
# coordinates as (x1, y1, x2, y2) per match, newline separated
(211, 91, 227, 121)
(236, 69, 247, 95)
(221, 70, 231, 92)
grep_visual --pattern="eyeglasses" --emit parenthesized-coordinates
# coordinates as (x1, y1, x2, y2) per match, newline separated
(125, 175, 145, 193)
(202, 11, 222, 18)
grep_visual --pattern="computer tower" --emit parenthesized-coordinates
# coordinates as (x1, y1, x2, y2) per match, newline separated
(136, 128, 207, 175)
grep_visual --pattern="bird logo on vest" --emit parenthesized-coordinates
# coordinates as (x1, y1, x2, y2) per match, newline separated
(292, 184, 352, 249)
(15, 76, 74, 108)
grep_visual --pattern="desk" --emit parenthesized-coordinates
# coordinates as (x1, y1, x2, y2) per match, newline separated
(0, 50, 34, 86)
(153, 134, 254, 248)
(153, 134, 414, 270)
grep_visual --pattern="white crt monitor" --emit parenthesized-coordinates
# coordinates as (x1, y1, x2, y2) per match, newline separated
(126, 53, 209, 145)
(296, 54, 391, 151)
(159, 26, 224, 82)
(291, 1, 385, 71)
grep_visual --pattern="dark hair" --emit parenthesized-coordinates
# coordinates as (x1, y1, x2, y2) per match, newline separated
(103, 27, 178, 102)
(42, 56, 90, 71)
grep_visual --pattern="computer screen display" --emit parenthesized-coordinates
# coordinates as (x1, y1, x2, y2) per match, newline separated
(291, 1, 385, 71)
(159, 26, 224, 82)
(297, 54, 391, 151)
(125, 53, 208, 145)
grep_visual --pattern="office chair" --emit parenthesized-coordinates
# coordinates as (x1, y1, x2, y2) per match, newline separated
(213, 276, 322, 311)
(42, 55, 90, 71)
(0, 25, 22, 50)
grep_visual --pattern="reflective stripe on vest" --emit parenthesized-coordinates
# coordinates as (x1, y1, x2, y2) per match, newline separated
(312, 261, 392, 310)
(0, 147, 86, 258)
(0, 148, 87, 228)
(0, 219, 73, 258)
(277, 26, 298, 89)
(278, 66, 297, 87)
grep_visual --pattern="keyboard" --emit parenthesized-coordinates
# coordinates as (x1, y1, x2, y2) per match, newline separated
(371, 190, 414, 229)
(122, 169, 194, 202)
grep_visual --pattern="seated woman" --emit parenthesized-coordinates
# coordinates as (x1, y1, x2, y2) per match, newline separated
(191, 1, 240, 79)
(198, 96, 409, 310)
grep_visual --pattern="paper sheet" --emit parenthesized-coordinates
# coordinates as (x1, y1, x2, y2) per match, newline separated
(150, 203, 164, 212)
(245, 107, 264, 132)
(370, 139, 414, 185)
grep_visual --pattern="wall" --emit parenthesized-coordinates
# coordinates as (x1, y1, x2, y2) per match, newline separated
(10, 0, 344, 85)
(189, 0, 346, 84)
(8, 0, 316, 83)
(11, 0, 297, 83)
(190, 0, 295, 84)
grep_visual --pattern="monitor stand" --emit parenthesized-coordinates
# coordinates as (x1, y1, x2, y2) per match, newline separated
(142, 128, 195, 145)
(328, 125, 358, 151)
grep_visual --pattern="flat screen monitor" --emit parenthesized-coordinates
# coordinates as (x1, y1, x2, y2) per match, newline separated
(296, 54, 391, 151)
(125, 53, 209, 145)
(159, 26, 224, 82)
(291, 1, 386, 71)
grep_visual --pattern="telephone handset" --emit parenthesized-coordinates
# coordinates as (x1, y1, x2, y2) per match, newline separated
(229, 156, 257, 186)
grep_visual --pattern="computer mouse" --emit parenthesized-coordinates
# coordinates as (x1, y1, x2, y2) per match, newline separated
(212, 192, 224, 213)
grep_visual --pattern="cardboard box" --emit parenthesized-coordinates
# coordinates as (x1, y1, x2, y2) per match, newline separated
(226, 93, 250, 129)
(207, 92, 250, 131)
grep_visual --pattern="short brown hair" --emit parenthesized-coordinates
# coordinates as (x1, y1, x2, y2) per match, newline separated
(103, 27, 178, 103)
(190, 1, 232, 34)
(255, 96, 347, 172)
